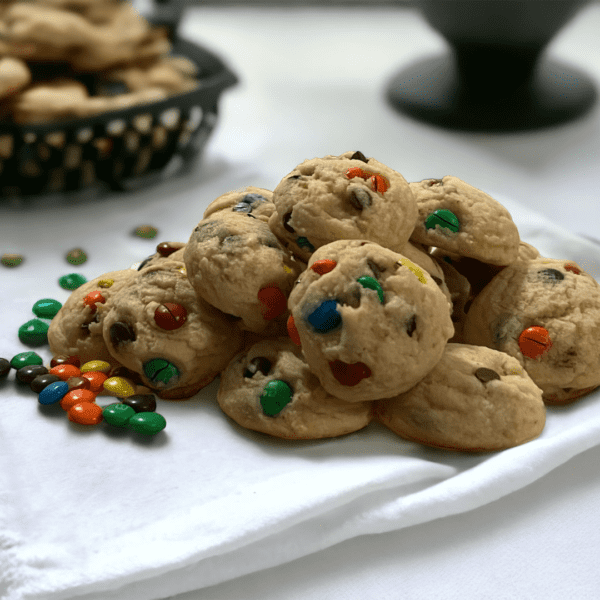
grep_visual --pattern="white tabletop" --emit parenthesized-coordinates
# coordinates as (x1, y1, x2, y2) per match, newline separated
(2, 3, 600, 599)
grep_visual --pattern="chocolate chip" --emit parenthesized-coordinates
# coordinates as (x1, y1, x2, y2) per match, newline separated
(348, 188, 372, 211)
(243, 357, 272, 378)
(350, 151, 369, 163)
(192, 221, 222, 242)
(406, 314, 417, 337)
(283, 210, 295, 233)
(109, 321, 136, 346)
(431, 275, 443, 286)
(538, 268, 565, 283)
(474, 367, 501, 383)
(137, 255, 154, 270)
(287, 175, 301, 180)
(232, 202, 252, 213)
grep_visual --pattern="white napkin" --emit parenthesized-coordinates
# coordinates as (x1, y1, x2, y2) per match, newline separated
(2, 188, 600, 600)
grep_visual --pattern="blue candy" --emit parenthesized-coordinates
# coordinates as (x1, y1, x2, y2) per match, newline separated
(307, 300, 342, 333)
(38, 381, 69, 405)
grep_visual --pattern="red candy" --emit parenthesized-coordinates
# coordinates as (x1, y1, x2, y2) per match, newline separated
(287, 314, 301, 346)
(154, 303, 187, 330)
(49, 364, 81, 381)
(329, 360, 371, 386)
(81, 370, 108, 393)
(310, 259, 337, 275)
(68, 402, 103, 425)
(518, 326, 552, 359)
(258, 285, 287, 320)
(82, 291, 106, 313)
(564, 263, 581, 275)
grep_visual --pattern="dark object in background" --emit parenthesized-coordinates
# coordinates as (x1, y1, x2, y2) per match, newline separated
(386, 0, 596, 131)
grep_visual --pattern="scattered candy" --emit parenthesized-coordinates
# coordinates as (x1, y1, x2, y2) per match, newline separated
(38, 380, 70, 405)
(11, 351, 43, 370)
(134, 225, 158, 239)
(32, 298, 62, 319)
(16, 364, 48, 384)
(1, 253, 24, 267)
(66, 376, 91, 391)
(0, 358, 11, 378)
(425, 209, 460, 234)
(127, 411, 166, 435)
(518, 326, 552, 359)
(68, 402, 103, 425)
(103, 376, 136, 398)
(81, 370, 108, 392)
(30, 373, 61, 393)
(60, 389, 97, 411)
(80, 360, 111, 374)
(123, 394, 157, 413)
(65, 248, 87, 265)
(51, 355, 80, 368)
(102, 403, 136, 427)
(18, 319, 49, 346)
(59, 273, 87, 290)
(260, 380, 293, 417)
(49, 364, 81, 381)
(154, 303, 188, 330)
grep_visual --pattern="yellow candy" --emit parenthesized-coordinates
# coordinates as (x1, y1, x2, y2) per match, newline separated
(98, 279, 114, 288)
(398, 258, 427, 285)
(81, 359, 111, 373)
(283, 265, 292, 275)
(103, 376, 136, 398)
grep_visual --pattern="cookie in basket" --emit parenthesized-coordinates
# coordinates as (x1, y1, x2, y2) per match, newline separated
(462, 257, 600, 404)
(269, 151, 417, 262)
(374, 343, 546, 452)
(48, 269, 135, 367)
(184, 208, 303, 335)
(218, 337, 373, 439)
(409, 176, 521, 266)
(101, 260, 243, 399)
(287, 240, 454, 402)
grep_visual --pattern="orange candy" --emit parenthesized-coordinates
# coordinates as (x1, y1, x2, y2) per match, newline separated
(257, 285, 287, 320)
(310, 259, 337, 275)
(68, 402, 103, 425)
(518, 326, 552, 359)
(60, 389, 97, 411)
(82, 291, 106, 313)
(287, 314, 301, 346)
(49, 364, 81, 381)
(81, 370, 108, 393)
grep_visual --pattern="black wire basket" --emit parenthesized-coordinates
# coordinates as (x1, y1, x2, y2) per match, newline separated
(0, 6, 237, 197)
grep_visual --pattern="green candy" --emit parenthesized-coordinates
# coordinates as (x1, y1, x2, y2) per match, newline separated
(103, 403, 136, 428)
(128, 412, 167, 435)
(425, 209, 460, 234)
(18, 319, 49, 346)
(357, 276, 384, 304)
(134, 225, 158, 239)
(1, 253, 24, 268)
(59, 273, 87, 290)
(260, 379, 293, 417)
(11, 351, 43, 370)
(32, 298, 62, 319)
(65, 248, 87, 265)
(143, 358, 180, 386)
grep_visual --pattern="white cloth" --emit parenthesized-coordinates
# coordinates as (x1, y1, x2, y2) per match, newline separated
(1, 180, 600, 600)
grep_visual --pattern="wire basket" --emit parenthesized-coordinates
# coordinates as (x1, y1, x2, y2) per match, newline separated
(0, 30, 237, 197)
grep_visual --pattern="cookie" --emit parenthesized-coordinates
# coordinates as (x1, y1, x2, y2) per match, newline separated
(218, 337, 373, 439)
(269, 151, 417, 262)
(409, 176, 521, 265)
(135, 241, 186, 271)
(203, 187, 276, 223)
(0, 56, 30, 100)
(184, 210, 303, 334)
(287, 240, 454, 402)
(48, 269, 135, 366)
(101, 260, 243, 399)
(462, 258, 600, 403)
(374, 343, 546, 452)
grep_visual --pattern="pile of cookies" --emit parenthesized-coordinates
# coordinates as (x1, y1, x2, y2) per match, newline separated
(48, 151, 600, 451)
(0, 0, 198, 123)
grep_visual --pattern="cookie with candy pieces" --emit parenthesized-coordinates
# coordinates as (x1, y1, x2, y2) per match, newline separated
(462, 257, 600, 404)
(218, 337, 373, 440)
(374, 343, 546, 452)
(287, 239, 454, 402)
